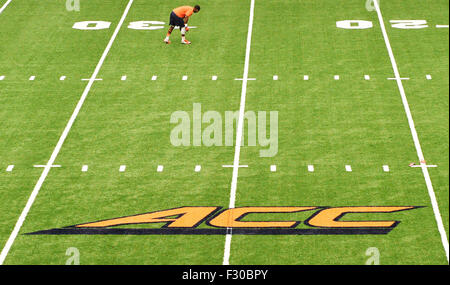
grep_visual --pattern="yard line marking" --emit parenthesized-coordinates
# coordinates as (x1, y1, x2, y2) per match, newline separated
(0, 0, 12, 15)
(223, 0, 255, 266)
(212, 75, 217, 80)
(364, 75, 370, 80)
(151, 75, 157, 81)
(273, 75, 278, 80)
(270, 165, 277, 172)
(121, 75, 127, 81)
(334, 75, 340, 80)
(374, 0, 449, 263)
(383, 165, 390, 172)
(29, 76, 35, 81)
(426, 74, 432, 80)
(59, 76, 66, 81)
(345, 165, 352, 172)
(6, 165, 14, 172)
(81, 165, 88, 172)
(0, 0, 135, 265)
(0, 75, 5, 80)
(436, 25, 449, 28)
(410, 164, 438, 168)
(182, 75, 188, 80)
(157, 165, 164, 172)
(308, 165, 314, 172)
(194, 165, 201, 172)
(119, 165, 126, 172)
(303, 75, 309, 80)
(387, 77, 409, 80)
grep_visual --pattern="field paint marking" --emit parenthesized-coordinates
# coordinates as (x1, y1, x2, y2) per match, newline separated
(157, 165, 164, 172)
(151, 75, 157, 80)
(212, 75, 217, 80)
(121, 75, 127, 80)
(345, 165, 352, 172)
(383, 165, 390, 172)
(235, 78, 256, 81)
(0, 0, 12, 14)
(223, 0, 255, 266)
(81, 165, 88, 172)
(33, 165, 61, 168)
(364, 75, 370, 80)
(29, 76, 35, 81)
(0, 75, 4, 80)
(270, 165, 277, 172)
(388, 77, 409, 80)
(303, 75, 309, 80)
(308, 165, 314, 172)
(426, 74, 432, 80)
(194, 165, 201, 172)
(182, 75, 188, 80)
(81, 78, 102, 81)
(59, 76, 66, 81)
(6, 165, 14, 172)
(119, 165, 126, 172)
(410, 164, 437, 168)
(436, 25, 449, 28)
(0, 0, 135, 265)
(222, 165, 248, 168)
(273, 75, 278, 80)
(334, 75, 340, 80)
(374, 0, 449, 263)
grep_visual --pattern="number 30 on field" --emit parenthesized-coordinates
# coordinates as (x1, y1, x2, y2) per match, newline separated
(336, 20, 430, 29)
(73, 21, 189, 30)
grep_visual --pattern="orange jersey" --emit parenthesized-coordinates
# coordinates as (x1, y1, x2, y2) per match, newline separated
(173, 6, 194, 18)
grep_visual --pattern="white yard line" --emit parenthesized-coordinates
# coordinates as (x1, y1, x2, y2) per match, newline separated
(0, 0, 134, 265)
(374, 0, 449, 263)
(0, 0, 12, 14)
(222, 0, 255, 266)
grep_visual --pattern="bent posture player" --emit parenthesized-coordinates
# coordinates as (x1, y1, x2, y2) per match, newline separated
(164, 5, 200, 45)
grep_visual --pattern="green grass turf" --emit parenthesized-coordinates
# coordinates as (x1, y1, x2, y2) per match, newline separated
(0, 0, 448, 264)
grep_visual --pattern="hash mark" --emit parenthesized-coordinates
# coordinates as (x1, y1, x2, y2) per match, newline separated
(345, 165, 352, 172)
(6, 165, 14, 172)
(119, 165, 126, 172)
(157, 165, 164, 172)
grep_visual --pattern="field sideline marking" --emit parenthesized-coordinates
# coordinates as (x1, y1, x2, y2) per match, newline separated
(374, 0, 449, 263)
(0, 0, 12, 14)
(0, 0, 135, 265)
(223, 0, 255, 266)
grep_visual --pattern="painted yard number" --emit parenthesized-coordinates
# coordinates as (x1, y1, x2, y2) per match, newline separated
(72, 21, 193, 30)
(337, 20, 434, 29)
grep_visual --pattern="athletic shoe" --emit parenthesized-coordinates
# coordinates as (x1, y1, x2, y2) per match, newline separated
(164, 38, 170, 44)
(181, 39, 191, 45)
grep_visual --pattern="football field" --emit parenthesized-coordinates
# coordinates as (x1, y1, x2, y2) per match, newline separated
(0, 0, 448, 265)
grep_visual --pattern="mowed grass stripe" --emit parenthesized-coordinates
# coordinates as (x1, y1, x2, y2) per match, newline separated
(0, 0, 135, 264)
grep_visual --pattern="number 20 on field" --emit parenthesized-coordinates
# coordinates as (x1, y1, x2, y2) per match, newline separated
(336, 20, 446, 29)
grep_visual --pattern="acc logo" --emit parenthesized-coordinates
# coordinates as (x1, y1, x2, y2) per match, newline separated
(27, 206, 421, 236)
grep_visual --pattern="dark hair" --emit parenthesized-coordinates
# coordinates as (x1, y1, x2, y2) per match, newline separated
(194, 5, 200, 11)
